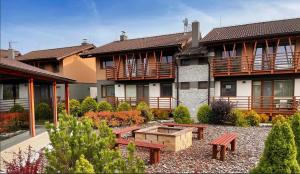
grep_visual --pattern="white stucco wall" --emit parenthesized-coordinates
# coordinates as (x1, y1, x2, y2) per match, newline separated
(115, 84, 125, 98)
(214, 81, 221, 97)
(295, 78, 300, 96)
(237, 80, 252, 96)
(149, 83, 160, 97)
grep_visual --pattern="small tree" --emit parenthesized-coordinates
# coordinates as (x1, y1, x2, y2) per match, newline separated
(137, 102, 153, 122)
(210, 100, 232, 124)
(70, 99, 81, 117)
(250, 122, 300, 173)
(117, 102, 131, 111)
(35, 102, 51, 120)
(97, 101, 113, 112)
(173, 105, 193, 124)
(291, 112, 300, 164)
(57, 102, 65, 114)
(81, 97, 97, 114)
(197, 104, 212, 123)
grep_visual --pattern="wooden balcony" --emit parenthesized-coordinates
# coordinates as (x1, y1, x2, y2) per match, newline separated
(212, 96, 300, 116)
(107, 96, 177, 110)
(106, 62, 175, 81)
(212, 52, 300, 77)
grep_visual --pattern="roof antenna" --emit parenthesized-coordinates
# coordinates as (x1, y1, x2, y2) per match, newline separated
(183, 18, 189, 33)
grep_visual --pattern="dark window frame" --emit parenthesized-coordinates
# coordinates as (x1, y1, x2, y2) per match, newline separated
(180, 59, 191, 66)
(198, 81, 208, 89)
(101, 85, 115, 98)
(100, 58, 114, 69)
(180, 82, 190, 90)
(221, 81, 237, 96)
(160, 83, 173, 97)
(3, 84, 19, 100)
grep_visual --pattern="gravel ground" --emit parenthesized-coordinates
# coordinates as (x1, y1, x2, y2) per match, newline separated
(118, 123, 271, 173)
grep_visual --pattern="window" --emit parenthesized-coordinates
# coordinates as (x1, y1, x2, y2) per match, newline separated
(274, 80, 294, 97)
(101, 85, 115, 97)
(180, 82, 190, 90)
(101, 58, 113, 69)
(160, 83, 172, 97)
(180, 59, 190, 66)
(198, 57, 208, 65)
(3, 84, 19, 100)
(198, 81, 208, 89)
(221, 81, 236, 96)
(52, 62, 59, 73)
(161, 56, 173, 63)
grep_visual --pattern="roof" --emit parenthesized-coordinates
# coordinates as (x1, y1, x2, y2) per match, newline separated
(0, 49, 21, 58)
(176, 44, 207, 58)
(81, 32, 192, 57)
(18, 44, 95, 61)
(201, 18, 300, 44)
(0, 58, 75, 83)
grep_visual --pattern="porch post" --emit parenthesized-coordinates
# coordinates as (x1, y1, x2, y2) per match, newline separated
(65, 83, 70, 114)
(28, 78, 36, 137)
(53, 81, 58, 127)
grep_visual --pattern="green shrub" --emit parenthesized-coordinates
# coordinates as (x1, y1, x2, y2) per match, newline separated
(250, 121, 300, 173)
(45, 113, 145, 173)
(229, 109, 248, 127)
(74, 155, 95, 174)
(136, 102, 153, 122)
(245, 110, 260, 126)
(70, 99, 81, 117)
(57, 102, 65, 114)
(81, 97, 97, 114)
(35, 102, 51, 120)
(173, 105, 193, 124)
(291, 112, 300, 164)
(117, 102, 131, 111)
(97, 101, 113, 112)
(197, 104, 212, 123)
(210, 100, 232, 124)
(272, 114, 287, 125)
(9, 104, 25, 113)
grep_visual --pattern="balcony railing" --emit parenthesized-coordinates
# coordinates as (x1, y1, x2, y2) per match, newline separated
(212, 96, 300, 116)
(212, 52, 300, 77)
(106, 96, 177, 110)
(106, 62, 175, 80)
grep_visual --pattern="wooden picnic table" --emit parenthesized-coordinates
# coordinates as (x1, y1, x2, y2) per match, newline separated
(113, 125, 141, 138)
(162, 123, 207, 140)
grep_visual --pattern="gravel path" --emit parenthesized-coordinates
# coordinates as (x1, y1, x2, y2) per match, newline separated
(119, 124, 271, 173)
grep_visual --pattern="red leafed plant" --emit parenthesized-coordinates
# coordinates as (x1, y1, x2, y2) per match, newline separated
(3, 146, 45, 174)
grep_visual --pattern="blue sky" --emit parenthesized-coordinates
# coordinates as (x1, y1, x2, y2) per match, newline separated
(1, 0, 300, 53)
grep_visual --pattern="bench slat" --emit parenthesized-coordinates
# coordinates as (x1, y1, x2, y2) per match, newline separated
(113, 126, 141, 134)
(163, 123, 207, 128)
(210, 133, 237, 146)
(116, 138, 165, 149)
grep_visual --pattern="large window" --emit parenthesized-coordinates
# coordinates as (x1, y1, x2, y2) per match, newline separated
(3, 84, 19, 100)
(221, 81, 236, 96)
(101, 58, 113, 69)
(101, 85, 115, 97)
(161, 56, 173, 63)
(160, 83, 172, 97)
(180, 82, 190, 90)
(198, 81, 208, 89)
(274, 80, 294, 97)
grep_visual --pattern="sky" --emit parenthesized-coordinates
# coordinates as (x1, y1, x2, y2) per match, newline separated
(1, 0, 300, 53)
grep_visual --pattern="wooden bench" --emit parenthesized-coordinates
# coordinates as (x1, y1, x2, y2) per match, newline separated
(162, 123, 207, 140)
(115, 138, 166, 164)
(209, 133, 237, 161)
(113, 125, 141, 138)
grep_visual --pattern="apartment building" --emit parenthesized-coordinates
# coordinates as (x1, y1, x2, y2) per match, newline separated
(201, 18, 300, 116)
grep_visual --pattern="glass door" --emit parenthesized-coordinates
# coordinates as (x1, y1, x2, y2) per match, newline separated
(137, 85, 149, 104)
(262, 81, 273, 112)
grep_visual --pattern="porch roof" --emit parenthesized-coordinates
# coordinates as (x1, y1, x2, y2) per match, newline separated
(0, 58, 75, 83)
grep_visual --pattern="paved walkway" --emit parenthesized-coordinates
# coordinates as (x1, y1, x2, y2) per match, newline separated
(0, 130, 50, 172)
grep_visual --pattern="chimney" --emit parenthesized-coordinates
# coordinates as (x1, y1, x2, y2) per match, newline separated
(8, 42, 15, 59)
(120, 31, 127, 41)
(81, 39, 88, 45)
(192, 21, 200, 48)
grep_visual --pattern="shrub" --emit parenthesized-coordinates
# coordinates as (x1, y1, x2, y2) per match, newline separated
(210, 100, 232, 124)
(45, 113, 144, 173)
(74, 155, 95, 174)
(117, 102, 131, 111)
(35, 103, 51, 120)
(151, 109, 170, 120)
(97, 101, 113, 112)
(173, 105, 193, 124)
(136, 102, 153, 122)
(272, 114, 287, 125)
(9, 104, 25, 113)
(291, 112, 300, 164)
(197, 104, 212, 123)
(57, 102, 65, 114)
(259, 114, 269, 123)
(250, 122, 300, 173)
(81, 97, 97, 114)
(3, 146, 45, 174)
(229, 109, 248, 127)
(70, 99, 81, 117)
(244, 110, 260, 126)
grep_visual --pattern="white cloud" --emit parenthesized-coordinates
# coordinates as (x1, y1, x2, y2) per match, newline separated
(1, 0, 299, 53)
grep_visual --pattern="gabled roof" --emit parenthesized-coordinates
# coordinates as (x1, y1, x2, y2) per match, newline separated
(81, 32, 192, 57)
(201, 18, 300, 44)
(0, 49, 21, 58)
(18, 44, 95, 61)
(0, 58, 75, 83)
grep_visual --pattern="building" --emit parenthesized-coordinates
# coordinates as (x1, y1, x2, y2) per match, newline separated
(201, 18, 300, 116)
(81, 32, 192, 110)
(17, 42, 97, 101)
(0, 49, 21, 59)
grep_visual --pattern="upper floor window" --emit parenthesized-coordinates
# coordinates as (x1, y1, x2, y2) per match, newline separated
(180, 59, 190, 66)
(101, 58, 113, 69)
(52, 62, 59, 73)
(161, 56, 173, 63)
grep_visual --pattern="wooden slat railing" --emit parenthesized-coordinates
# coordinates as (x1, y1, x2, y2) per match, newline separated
(212, 96, 300, 115)
(106, 61, 175, 80)
(212, 52, 300, 77)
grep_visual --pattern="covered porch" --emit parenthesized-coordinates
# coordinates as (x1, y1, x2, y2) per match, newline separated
(0, 58, 74, 137)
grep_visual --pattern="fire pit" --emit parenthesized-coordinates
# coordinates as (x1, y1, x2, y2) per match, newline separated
(134, 126, 193, 151)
